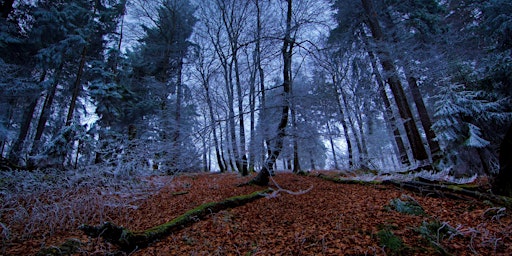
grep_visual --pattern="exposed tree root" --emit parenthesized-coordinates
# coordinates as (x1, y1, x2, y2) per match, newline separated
(79, 189, 271, 252)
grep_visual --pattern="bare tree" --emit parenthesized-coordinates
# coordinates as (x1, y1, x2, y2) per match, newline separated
(250, 0, 293, 185)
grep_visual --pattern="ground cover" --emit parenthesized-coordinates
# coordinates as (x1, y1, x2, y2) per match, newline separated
(2, 171, 511, 255)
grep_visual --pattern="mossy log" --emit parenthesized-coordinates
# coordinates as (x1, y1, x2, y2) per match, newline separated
(384, 180, 512, 208)
(316, 174, 512, 208)
(79, 189, 271, 252)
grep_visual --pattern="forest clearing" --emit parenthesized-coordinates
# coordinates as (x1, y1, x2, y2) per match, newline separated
(2, 170, 511, 255)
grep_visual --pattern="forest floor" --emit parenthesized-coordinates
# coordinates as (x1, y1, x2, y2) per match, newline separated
(3, 171, 512, 255)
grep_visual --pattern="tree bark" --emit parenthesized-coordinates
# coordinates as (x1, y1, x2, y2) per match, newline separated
(32, 66, 62, 155)
(364, 40, 410, 165)
(250, 0, 293, 186)
(234, 52, 248, 176)
(407, 76, 441, 159)
(9, 71, 47, 164)
(327, 122, 339, 169)
(66, 46, 87, 126)
(291, 88, 301, 173)
(170, 58, 183, 173)
(492, 123, 512, 196)
(361, 0, 429, 164)
(8, 97, 38, 164)
(201, 57, 225, 172)
(332, 75, 354, 169)
(256, 0, 267, 173)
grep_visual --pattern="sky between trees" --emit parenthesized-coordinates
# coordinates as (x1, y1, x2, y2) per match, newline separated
(0, 0, 511, 178)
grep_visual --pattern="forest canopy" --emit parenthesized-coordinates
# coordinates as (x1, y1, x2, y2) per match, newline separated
(0, 0, 511, 187)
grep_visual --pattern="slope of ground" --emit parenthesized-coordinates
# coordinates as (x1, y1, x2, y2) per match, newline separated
(3, 171, 512, 255)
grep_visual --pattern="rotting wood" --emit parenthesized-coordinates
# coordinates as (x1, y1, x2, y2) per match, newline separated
(79, 189, 271, 252)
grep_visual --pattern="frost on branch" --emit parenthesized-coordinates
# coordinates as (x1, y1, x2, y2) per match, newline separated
(263, 174, 313, 199)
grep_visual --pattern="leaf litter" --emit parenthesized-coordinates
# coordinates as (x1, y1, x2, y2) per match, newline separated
(2, 171, 511, 255)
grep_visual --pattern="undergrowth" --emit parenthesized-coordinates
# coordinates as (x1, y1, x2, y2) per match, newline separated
(377, 228, 406, 255)
(387, 194, 426, 216)
(0, 165, 167, 253)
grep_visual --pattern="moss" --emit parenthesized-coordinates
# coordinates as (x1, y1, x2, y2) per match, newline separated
(81, 189, 271, 252)
(377, 229, 405, 255)
(445, 185, 465, 191)
(388, 195, 426, 216)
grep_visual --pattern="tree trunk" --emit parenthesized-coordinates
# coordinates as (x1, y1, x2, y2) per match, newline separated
(249, 50, 257, 173)
(327, 122, 339, 169)
(170, 58, 183, 173)
(66, 46, 87, 126)
(9, 71, 47, 164)
(250, 0, 293, 186)
(333, 75, 354, 169)
(203, 75, 226, 173)
(218, 121, 230, 171)
(234, 52, 248, 176)
(248, 0, 265, 173)
(407, 76, 441, 159)
(492, 123, 512, 196)
(225, 62, 241, 173)
(364, 41, 410, 165)
(257, 1, 267, 173)
(9, 97, 39, 164)
(32, 66, 62, 155)
(361, 0, 429, 164)
(220, 0, 248, 176)
(354, 100, 369, 167)
(291, 89, 300, 173)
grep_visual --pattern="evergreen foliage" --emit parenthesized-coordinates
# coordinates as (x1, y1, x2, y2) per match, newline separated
(0, 0, 510, 179)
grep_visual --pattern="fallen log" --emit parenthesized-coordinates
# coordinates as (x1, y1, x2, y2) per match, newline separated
(79, 189, 271, 252)
(384, 180, 512, 208)
(316, 173, 512, 208)
(316, 173, 381, 185)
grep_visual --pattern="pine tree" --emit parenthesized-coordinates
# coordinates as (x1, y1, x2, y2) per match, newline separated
(129, 0, 198, 173)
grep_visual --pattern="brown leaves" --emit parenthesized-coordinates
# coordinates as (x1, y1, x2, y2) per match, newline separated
(5, 172, 512, 255)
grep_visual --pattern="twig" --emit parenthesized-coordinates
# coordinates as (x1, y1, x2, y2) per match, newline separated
(265, 174, 313, 198)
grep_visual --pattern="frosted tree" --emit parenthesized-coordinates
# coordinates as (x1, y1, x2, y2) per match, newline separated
(128, 0, 199, 173)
